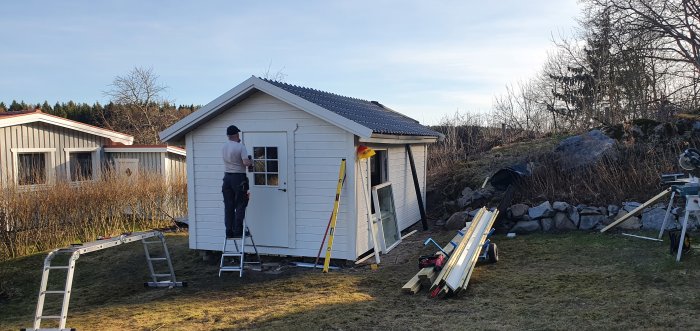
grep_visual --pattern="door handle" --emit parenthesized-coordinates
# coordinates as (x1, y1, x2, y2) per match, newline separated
(278, 188, 287, 192)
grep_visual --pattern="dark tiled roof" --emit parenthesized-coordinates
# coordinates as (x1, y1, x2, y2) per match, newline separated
(262, 79, 441, 137)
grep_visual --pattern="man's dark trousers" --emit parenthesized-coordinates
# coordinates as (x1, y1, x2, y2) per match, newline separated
(222, 173, 248, 238)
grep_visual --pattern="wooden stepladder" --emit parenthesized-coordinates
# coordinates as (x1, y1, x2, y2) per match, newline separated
(322, 158, 347, 273)
(25, 231, 185, 331)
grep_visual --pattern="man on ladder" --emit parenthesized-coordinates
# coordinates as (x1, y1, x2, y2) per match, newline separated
(221, 125, 252, 239)
(220, 124, 261, 276)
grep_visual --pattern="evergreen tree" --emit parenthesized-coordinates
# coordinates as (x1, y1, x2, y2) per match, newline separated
(0, 102, 6, 112)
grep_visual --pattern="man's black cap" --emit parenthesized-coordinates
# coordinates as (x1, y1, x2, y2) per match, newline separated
(226, 125, 240, 135)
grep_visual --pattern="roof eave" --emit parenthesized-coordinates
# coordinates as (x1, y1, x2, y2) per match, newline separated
(360, 133, 440, 144)
(159, 76, 374, 142)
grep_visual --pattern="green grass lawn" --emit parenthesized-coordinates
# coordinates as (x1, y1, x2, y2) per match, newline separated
(1, 230, 699, 330)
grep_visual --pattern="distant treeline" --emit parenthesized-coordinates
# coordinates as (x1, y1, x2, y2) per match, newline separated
(0, 100, 200, 128)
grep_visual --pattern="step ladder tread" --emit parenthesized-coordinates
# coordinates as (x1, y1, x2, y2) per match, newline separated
(153, 273, 173, 277)
(43, 290, 67, 294)
(148, 257, 167, 261)
(46, 266, 70, 270)
(38, 315, 63, 319)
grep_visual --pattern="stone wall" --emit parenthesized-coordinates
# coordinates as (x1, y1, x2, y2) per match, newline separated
(442, 199, 700, 234)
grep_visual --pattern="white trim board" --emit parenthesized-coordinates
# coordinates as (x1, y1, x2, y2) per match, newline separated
(0, 112, 133, 145)
(104, 146, 186, 156)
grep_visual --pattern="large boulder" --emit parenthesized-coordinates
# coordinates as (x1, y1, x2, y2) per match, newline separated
(540, 218, 554, 232)
(529, 201, 554, 220)
(509, 204, 529, 219)
(554, 130, 617, 170)
(553, 212, 577, 230)
(614, 210, 642, 230)
(642, 207, 674, 230)
(552, 201, 570, 212)
(510, 220, 541, 234)
(579, 215, 607, 230)
(568, 208, 581, 227)
(622, 202, 642, 212)
(579, 205, 603, 216)
(445, 211, 470, 230)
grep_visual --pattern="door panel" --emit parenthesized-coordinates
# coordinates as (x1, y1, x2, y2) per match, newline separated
(242, 132, 289, 247)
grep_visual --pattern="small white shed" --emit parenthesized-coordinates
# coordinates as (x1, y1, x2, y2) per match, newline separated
(160, 76, 443, 261)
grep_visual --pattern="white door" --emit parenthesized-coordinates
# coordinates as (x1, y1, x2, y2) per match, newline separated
(242, 132, 289, 247)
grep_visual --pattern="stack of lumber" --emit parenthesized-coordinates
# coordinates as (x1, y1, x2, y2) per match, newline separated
(401, 207, 499, 298)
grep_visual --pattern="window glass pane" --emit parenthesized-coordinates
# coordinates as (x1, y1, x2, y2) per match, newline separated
(376, 184, 400, 248)
(254, 174, 266, 185)
(266, 147, 278, 160)
(18, 153, 46, 185)
(253, 147, 265, 159)
(267, 174, 279, 186)
(266, 161, 278, 172)
(70, 152, 92, 181)
(254, 160, 265, 172)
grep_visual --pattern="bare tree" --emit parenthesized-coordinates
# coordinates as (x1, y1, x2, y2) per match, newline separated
(102, 67, 180, 144)
(591, 0, 700, 73)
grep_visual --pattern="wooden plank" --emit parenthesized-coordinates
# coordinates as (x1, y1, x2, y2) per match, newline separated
(400, 224, 468, 295)
(401, 274, 422, 294)
(600, 188, 671, 233)
(458, 210, 500, 293)
(429, 208, 485, 292)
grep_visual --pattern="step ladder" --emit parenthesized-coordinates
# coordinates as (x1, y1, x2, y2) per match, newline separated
(219, 220, 262, 277)
(25, 231, 185, 331)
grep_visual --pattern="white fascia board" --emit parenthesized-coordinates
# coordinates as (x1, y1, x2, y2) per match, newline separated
(252, 77, 373, 138)
(159, 76, 374, 142)
(0, 113, 134, 145)
(104, 146, 186, 156)
(159, 76, 260, 142)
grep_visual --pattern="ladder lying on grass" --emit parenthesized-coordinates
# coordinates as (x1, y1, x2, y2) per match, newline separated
(24, 231, 185, 331)
(219, 218, 262, 277)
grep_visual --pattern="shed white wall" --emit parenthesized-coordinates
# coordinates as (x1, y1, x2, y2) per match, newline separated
(187, 92, 358, 260)
(355, 143, 428, 256)
(0, 122, 110, 187)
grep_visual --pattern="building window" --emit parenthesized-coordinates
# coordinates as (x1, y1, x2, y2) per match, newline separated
(69, 152, 93, 181)
(18, 153, 47, 185)
(252, 146, 279, 186)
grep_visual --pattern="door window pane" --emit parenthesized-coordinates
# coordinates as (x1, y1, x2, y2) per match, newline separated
(70, 152, 93, 181)
(253, 147, 265, 159)
(18, 153, 47, 185)
(251, 146, 279, 187)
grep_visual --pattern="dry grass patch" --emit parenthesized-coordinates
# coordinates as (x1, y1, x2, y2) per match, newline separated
(1, 230, 699, 330)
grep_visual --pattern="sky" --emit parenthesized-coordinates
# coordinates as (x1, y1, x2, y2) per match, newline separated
(0, 0, 581, 125)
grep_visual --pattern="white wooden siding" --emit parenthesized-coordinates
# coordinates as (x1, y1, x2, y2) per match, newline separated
(0, 122, 109, 187)
(189, 92, 357, 260)
(354, 143, 428, 256)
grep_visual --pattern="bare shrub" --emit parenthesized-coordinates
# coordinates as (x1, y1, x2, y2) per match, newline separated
(516, 139, 695, 205)
(0, 171, 187, 261)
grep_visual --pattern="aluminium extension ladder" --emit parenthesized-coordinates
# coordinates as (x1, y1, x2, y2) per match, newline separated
(25, 231, 185, 331)
(219, 219, 262, 277)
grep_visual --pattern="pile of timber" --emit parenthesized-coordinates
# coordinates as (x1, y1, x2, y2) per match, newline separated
(401, 207, 499, 298)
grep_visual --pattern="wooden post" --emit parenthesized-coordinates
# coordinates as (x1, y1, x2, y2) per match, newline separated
(405, 144, 428, 230)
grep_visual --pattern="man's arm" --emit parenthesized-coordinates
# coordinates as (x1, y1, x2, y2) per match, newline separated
(241, 146, 253, 167)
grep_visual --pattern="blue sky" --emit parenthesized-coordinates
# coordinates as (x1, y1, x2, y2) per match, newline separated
(0, 1, 580, 125)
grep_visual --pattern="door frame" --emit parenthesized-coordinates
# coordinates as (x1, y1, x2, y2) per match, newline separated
(241, 122, 297, 248)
